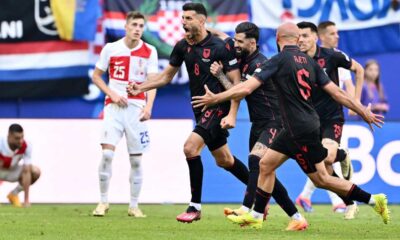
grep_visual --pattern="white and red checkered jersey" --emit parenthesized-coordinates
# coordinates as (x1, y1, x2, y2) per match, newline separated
(0, 136, 32, 170)
(96, 38, 158, 106)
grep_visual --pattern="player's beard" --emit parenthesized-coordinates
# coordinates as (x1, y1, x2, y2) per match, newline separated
(235, 48, 250, 58)
(276, 41, 281, 52)
(185, 25, 200, 41)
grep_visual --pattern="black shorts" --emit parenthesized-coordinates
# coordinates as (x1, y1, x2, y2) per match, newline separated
(270, 128, 328, 174)
(193, 107, 229, 151)
(249, 121, 282, 151)
(320, 119, 344, 144)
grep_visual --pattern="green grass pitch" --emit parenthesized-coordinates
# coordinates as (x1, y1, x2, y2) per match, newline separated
(0, 204, 397, 240)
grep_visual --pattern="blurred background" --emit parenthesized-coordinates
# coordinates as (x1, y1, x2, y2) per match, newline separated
(0, 0, 399, 204)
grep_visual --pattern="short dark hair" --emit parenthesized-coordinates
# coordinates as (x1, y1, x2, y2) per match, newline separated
(318, 21, 336, 33)
(297, 21, 318, 34)
(235, 22, 259, 42)
(126, 11, 145, 23)
(182, 2, 207, 17)
(9, 123, 23, 133)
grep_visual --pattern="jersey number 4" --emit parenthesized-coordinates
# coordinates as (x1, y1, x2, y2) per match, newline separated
(297, 69, 311, 100)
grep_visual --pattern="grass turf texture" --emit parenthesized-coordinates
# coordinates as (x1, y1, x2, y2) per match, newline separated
(0, 204, 397, 240)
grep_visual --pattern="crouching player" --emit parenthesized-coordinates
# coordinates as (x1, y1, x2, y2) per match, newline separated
(0, 124, 41, 207)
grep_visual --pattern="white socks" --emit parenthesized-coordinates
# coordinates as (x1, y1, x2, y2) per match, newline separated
(300, 178, 316, 199)
(328, 191, 344, 206)
(98, 149, 114, 203)
(291, 212, 303, 220)
(189, 202, 201, 211)
(11, 185, 23, 195)
(129, 155, 143, 208)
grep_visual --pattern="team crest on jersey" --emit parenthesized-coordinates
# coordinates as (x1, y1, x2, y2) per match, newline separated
(203, 48, 211, 58)
(318, 58, 326, 68)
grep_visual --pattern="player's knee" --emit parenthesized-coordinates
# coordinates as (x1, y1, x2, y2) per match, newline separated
(216, 159, 231, 168)
(31, 166, 41, 182)
(183, 141, 200, 157)
(99, 171, 111, 181)
(129, 155, 142, 171)
(259, 159, 272, 175)
(102, 149, 114, 162)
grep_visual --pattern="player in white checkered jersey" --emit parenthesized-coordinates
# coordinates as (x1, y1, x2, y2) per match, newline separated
(0, 124, 41, 208)
(91, 11, 158, 218)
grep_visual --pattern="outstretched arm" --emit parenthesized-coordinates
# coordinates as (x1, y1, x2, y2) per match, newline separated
(349, 59, 364, 102)
(207, 27, 230, 41)
(323, 81, 384, 130)
(223, 69, 241, 129)
(192, 77, 261, 109)
(128, 65, 179, 95)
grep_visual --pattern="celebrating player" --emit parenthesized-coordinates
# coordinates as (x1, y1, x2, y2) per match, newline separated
(192, 22, 389, 229)
(127, 3, 249, 223)
(295, 21, 364, 219)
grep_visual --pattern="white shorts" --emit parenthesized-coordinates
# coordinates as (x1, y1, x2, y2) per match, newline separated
(101, 103, 149, 154)
(0, 165, 23, 182)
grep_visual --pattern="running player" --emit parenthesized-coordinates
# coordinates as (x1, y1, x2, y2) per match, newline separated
(209, 22, 307, 230)
(295, 22, 363, 219)
(192, 22, 389, 229)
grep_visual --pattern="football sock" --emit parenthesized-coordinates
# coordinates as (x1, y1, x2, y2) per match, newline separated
(346, 184, 371, 204)
(224, 156, 249, 185)
(272, 178, 298, 217)
(187, 156, 203, 204)
(300, 178, 316, 199)
(242, 154, 260, 209)
(253, 187, 272, 216)
(328, 190, 345, 206)
(11, 185, 23, 195)
(99, 149, 113, 203)
(291, 212, 303, 221)
(335, 148, 347, 162)
(240, 205, 250, 212)
(189, 202, 201, 211)
(129, 155, 143, 208)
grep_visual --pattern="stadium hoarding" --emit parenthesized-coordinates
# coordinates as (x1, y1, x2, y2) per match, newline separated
(201, 121, 400, 204)
(0, 119, 398, 204)
(0, 119, 192, 204)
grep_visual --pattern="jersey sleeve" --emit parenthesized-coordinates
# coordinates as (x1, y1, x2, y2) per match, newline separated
(252, 56, 279, 84)
(169, 40, 185, 67)
(333, 49, 352, 70)
(219, 40, 238, 72)
(95, 43, 110, 71)
(147, 45, 159, 74)
(22, 141, 32, 165)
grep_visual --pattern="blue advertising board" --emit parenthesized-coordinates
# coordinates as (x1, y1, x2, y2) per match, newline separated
(201, 121, 400, 204)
